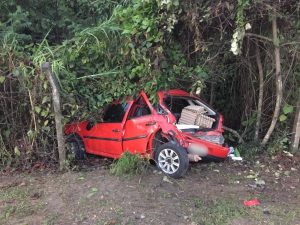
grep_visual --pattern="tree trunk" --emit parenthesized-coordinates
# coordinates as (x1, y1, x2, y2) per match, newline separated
(261, 13, 283, 146)
(291, 94, 300, 153)
(42, 62, 66, 170)
(254, 41, 264, 141)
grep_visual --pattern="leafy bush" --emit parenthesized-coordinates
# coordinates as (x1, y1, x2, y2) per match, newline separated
(266, 131, 291, 156)
(110, 151, 148, 177)
(236, 142, 263, 160)
(236, 130, 293, 160)
(1, 0, 299, 169)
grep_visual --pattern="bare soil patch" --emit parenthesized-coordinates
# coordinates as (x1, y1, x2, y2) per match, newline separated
(1, 155, 300, 225)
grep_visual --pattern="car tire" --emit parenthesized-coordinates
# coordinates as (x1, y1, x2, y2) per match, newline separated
(66, 134, 86, 160)
(154, 142, 189, 178)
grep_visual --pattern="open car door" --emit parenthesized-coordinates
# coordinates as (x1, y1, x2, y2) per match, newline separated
(123, 92, 157, 155)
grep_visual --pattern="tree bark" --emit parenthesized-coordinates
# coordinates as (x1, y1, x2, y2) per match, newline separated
(261, 13, 283, 146)
(42, 62, 66, 170)
(291, 93, 300, 153)
(254, 41, 264, 141)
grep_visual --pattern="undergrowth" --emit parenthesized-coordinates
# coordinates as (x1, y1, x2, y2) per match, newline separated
(266, 131, 291, 156)
(237, 142, 263, 160)
(109, 151, 148, 177)
(237, 131, 292, 160)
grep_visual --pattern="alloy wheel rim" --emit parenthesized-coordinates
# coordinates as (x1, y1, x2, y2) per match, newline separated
(158, 148, 180, 174)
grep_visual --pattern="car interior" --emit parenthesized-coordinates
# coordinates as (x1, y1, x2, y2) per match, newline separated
(163, 96, 218, 131)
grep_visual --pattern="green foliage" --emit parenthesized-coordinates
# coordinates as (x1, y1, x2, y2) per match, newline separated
(0, 33, 56, 168)
(0, 185, 43, 224)
(238, 131, 291, 158)
(0, 134, 12, 167)
(110, 151, 147, 177)
(279, 104, 294, 122)
(237, 142, 263, 160)
(191, 198, 248, 225)
(231, 0, 250, 55)
(52, 0, 207, 111)
(236, 0, 250, 27)
(267, 131, 291, 156)
(0, 0, 124, 44)
(0, 0, 299, 168)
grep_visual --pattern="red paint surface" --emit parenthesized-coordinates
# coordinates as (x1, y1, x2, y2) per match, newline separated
(244, 199, 260, 207)
(64, 89, 230, 159)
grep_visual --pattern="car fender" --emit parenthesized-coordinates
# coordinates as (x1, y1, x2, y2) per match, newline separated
(64, 121, 89, 146)
(146, 124, 183, 157)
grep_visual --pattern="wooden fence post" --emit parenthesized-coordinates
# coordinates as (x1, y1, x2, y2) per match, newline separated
(41, 62, 66, 170)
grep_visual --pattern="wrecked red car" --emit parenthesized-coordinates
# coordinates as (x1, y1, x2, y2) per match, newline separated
(64, 89, 230, 178)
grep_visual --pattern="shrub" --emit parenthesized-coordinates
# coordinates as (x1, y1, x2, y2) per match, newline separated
(236, 142, 263, 160)
(110, 151, 148, 177)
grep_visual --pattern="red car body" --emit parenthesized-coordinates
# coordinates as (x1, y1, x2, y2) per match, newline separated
(64, 90, 229, 158)
(65, 89, 229, 161)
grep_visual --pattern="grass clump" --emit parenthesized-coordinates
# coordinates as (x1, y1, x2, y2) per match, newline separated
(0, 186, 40, 224)
(189, 198, 248, 225)
(110, 151, 148, 177)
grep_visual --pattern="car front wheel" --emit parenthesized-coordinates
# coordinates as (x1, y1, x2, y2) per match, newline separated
(155, 142, 189, 178)
(66, 134, 86, 161)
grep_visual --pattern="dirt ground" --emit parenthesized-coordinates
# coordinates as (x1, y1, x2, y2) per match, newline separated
(1, 153, 300, 225)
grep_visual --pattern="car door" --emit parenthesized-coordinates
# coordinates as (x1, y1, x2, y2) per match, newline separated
(123, 93, 157, 154)
(84, 102, 130, 158)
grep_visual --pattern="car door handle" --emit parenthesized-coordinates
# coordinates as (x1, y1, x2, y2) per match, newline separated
(112, 129, 121, 132)
(145, 121, 156, 126)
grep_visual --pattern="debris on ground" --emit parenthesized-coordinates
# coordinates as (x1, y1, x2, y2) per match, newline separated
(162, 176, 173, 184)
(255, 179, 266, 186)
(263, 208, 271, 215)
(228, 147, 243, 161)
(283, 151, 294, 157)
(244, 198, 260, 207)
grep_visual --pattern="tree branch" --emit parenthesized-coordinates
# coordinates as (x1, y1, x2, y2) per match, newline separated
(261, 11, 283, 146)
(245, 33, 273, 42)
(223, 126, 244, 144)
(254, 41, 264, 141)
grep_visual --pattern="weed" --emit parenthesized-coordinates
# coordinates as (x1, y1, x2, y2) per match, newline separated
(0, 187, 31, 222)
(109, 151, 148, 177)
(0, 186, 28, 201)
(183, 197, 248, 225)
(237, 132, 292, 160)
(1, 205, 17, 220)
(207, 199, 248, 224)
(0, 134, 12, 168)
(237, 142, 262, 160)
(194, 198, 205, 209)
(43, 213, 59, 225)
(185, 195, 300, 225)
(0, 185, 44, 224)
(266, 131, 290, 156)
